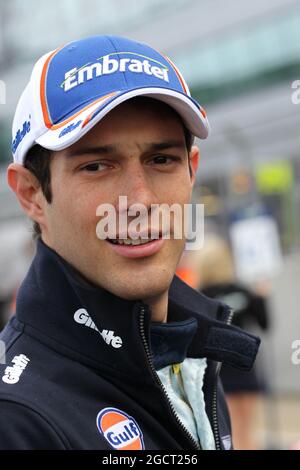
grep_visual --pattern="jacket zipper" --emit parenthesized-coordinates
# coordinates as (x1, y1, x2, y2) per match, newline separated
(139, 306, 201, 450)
(211, 307, 235, 450)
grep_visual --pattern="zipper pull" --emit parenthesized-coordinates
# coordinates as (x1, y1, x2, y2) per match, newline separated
(172, 363, 181, 374)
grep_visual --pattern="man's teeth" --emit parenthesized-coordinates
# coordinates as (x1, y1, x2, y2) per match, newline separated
(109, 238, 154, 246)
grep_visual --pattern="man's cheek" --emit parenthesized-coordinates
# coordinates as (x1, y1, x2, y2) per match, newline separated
(62, 197, 94, 224)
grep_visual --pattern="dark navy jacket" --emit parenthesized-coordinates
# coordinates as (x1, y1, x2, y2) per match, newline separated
(0, 239, 260, 450)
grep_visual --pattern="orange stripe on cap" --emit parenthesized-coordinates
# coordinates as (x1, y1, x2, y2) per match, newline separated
(40, 46, 65, 129)
(199, 106, 207, 119)
(80, 92, 118, 129)
(162, 54, 189, 95)
(49, 92, 118, 131)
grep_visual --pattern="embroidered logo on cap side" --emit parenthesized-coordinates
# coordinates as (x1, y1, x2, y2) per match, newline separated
(59, 119, 82, 138)
(12, 118, 31, 154)
(96, 407, 144, 450)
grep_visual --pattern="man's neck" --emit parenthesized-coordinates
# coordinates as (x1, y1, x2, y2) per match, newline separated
(143, 291, 169, 323)
(41, 235, 170, 322)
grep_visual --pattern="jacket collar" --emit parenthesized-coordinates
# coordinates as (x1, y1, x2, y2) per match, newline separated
(15, 238, 260, 379)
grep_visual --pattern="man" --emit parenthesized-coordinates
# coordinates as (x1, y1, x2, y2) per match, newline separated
(0, 35, 260, 450)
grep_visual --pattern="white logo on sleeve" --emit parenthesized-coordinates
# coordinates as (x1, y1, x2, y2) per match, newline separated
(73, 308, 123, 349)
(2, 354, 30, 385)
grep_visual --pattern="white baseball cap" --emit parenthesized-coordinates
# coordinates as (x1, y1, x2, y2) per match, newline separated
(12, 35, 210, 165)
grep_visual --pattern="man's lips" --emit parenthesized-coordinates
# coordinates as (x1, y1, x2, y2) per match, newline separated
(106, 236, 165, 259)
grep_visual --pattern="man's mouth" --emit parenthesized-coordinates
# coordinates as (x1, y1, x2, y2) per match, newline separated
(107, 237, 157, 246)
(105, 234, 166, 259)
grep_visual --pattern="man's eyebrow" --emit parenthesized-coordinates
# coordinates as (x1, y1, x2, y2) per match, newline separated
(66, 145, 115, 158)
(143, 140, 187, 152)
(65, 140, 187, 158)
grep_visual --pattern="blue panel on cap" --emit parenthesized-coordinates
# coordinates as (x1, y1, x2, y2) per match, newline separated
(44, 36, 185, 125)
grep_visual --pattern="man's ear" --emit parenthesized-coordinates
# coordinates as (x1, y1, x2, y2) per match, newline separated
(189, 145, 200, 187)
(7, 163, 46, 225)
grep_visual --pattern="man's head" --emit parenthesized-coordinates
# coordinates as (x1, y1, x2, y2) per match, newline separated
(8, 35, 209, 305)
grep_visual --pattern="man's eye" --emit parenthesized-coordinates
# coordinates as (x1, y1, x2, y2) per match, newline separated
(81, 162, 107, 172)
(151, 155, 178, 165)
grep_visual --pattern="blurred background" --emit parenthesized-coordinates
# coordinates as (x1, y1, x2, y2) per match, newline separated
(0, 0, 299, 449)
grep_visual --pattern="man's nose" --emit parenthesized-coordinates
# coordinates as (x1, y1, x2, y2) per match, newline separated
(117, 162, 159, 210)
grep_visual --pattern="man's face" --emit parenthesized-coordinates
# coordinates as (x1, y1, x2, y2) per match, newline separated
(42, 99, 198, 300)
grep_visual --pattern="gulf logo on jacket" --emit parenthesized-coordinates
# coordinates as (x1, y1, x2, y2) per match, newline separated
(96, 407, 145, 450)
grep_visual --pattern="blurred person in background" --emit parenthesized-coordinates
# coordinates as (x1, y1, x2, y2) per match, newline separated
(197, 234, 269, 450)
(0, 225, 34, 331)
(0, 298, 11, 332)
(175, 249, 201, 289)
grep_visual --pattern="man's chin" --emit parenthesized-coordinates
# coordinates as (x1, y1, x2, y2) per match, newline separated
(110, 278, 173, 302)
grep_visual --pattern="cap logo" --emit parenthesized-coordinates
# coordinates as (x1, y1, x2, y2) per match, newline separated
(59, 119, 82, 138)
(96, 407, 145, 450)
(62, 52, 169, 92)
(12, 118, 31, 154)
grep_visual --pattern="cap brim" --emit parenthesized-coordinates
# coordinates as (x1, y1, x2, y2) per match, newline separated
(36, 87, 210, 152)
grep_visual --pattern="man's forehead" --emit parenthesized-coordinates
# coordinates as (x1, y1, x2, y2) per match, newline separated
(62, 139, 187, 160)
